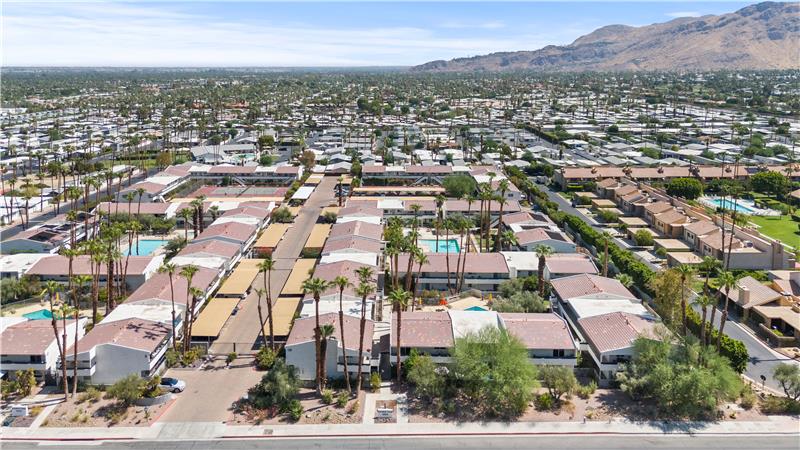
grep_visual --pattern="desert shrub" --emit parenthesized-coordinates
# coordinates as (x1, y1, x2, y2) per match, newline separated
(739, 385, 756, 410)
(576, 381, 597, 399)
(370, 372, 381, 392)
(336, 391, 349, 408)
(534, 393, 554, 411)
(227, 352, 237, 364)
(255, 347, 277, 371)
(107, 375, 144, 406)
(321, 389, 334, 404)
(760, 395, 800, 415)
(78, 387, 102, 404)
(287, 399, 303, 422)
(347, 400, 360, 415)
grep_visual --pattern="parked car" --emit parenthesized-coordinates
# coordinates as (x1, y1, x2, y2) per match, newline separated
(160, 377, 186, 393)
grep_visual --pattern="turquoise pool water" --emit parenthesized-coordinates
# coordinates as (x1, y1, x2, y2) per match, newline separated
(126, 239, 169, 256)
(419, 239, 460, 253)
(23, 309, 53, 320)
(705, 197, 756, 214)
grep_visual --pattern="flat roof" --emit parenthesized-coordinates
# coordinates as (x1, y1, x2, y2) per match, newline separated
(281, 259, 318, 296)
(191, 298, 241, 338)
(653, 239, 692, 251)
(254, 223, 291, 248)
(304, 224, 332, 249)
(291, 186, 315, 201)
(268, 296, 302, 336)
(216, 259, 261, 296)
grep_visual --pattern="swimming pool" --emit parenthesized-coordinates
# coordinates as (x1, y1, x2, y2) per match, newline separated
(126, 239, 169, 256)
(703, 197, 757, 214)
(419, 239, 460, 253)
(23, 309, 53, 320)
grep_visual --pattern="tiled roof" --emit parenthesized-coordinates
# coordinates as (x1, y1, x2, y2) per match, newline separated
(579, 312, 658, 353)
(550, 274, 636, 301)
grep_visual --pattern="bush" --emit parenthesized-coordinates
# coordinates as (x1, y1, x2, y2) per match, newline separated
(142, 377, 164, 398)
(596, 209, 619, 224)
(15, 369, 36, 397)
(666, 178, 703, 200)
(255, 347, 277, 371)
(78, 387, 102, 404)
(347, 399, 360, 415)
(287, 399, 303, 421)
(760, 395, 800, 415)
(107, 375, 144, 406)
(576, 381, 597, 399)
(633, 229, 655, 247)
(534, 393, 554, 411)
(226, 352, 237, 364)
(321, 389, 334, 404)
(336, 391, 349, 408)
(248, 359, 299, 410)
(739, 385, 756, 410)
(270, 207, 294, 223)
(370, 372, 382, 392)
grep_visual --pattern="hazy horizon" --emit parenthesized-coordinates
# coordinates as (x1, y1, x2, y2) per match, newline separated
(3, 1, 765, 68)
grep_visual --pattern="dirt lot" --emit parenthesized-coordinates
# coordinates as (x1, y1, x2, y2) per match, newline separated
(408, 388, 772, 423)
(230, 388, 365, 425)
(43, 395, 173, 428)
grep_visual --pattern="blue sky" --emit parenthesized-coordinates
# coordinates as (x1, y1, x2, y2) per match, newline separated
(3, 1, 761, 67)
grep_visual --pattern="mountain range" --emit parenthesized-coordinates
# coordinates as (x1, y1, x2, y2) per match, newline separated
(411, 2, 800, 72)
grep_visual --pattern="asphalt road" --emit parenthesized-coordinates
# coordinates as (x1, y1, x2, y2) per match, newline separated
(209, 175, 337, 351)
(533, 182, 799, 391)
(3, 435, 797, 450)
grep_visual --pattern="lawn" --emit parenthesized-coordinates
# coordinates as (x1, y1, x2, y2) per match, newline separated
(749, 215, 800, 248)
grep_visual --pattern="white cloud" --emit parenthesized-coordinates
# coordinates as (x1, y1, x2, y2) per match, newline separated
(2, 3, 524, 66)
(665, 11, 702, 18)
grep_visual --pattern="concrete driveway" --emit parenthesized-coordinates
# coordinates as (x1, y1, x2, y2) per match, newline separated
(157, 357, 263, 423)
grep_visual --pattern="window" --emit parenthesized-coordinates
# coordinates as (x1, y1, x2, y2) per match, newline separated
(552, 349, 565, 358)
(30, 355, 43, 364)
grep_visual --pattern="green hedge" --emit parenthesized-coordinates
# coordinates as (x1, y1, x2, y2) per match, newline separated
(520, 180, 748, 373)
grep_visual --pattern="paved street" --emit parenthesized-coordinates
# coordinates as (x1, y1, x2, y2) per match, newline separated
(157, 176, 337, 422)
(533, 182, 800, 391)
(210, 175, 337, 351)
(0, 169, 146, 240)
(3, 435, 797, 449)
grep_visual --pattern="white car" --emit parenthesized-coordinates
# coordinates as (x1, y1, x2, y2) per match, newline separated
(160, 377, 186, 393)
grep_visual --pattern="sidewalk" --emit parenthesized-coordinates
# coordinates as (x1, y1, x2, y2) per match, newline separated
(3, 416, 798, 442)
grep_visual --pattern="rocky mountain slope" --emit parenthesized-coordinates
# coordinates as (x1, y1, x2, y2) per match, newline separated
(412, 2, 799, 72)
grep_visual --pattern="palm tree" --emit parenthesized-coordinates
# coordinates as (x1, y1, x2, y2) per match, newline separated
(158, 263, 179, 350)
(179, 265, 199, 355)
(388, 288, 411, 382)
(254, 288, 268, 349)
(333, 275, 352, 393)
(185, 286, 204, 347)
(257, 256, 276, 350)
(534, 245, 554, 296)
(41, 281, 68, 399)
(302, 277, 331, 394)
(319, 323, 336, 386)
(55, 302, 76, 401)
(716, 270, 738, 351)
(493, 179, 509, 251)
(71, 275, 91, 395)
(412, 251, 429, 310)
(675, 264, 696, 336)
(692, 294, 714, 346)
(178, 208, 192, 240)
(499, 230, 518, 251)
(354, 267, 374, 391)
(615, 273, 634, 288)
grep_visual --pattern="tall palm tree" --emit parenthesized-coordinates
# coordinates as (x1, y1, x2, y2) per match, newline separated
(534, 245, 554, 296)
(388, 288, 411, 382)
(179, 208, 192, 240)
(499, 230, 518, 251)
(675, 264, 696, 336)
(179, 265, 199, 355)
(493, 179, 509, 251)
(333, 275, 352, 393)
(185, 286, 204, 347)
(319, 323, 336, 386)
(254, 288, 268, 349)
(412, 251, 429, 311)
(354, 266, 374, 391)
(692, 294, 714, 346)
(71, 275, 91, 395)
(41, 281, 68, 399)
(158, 263, 179, 350)
(258, 256, 276, 350)
(302, 277, 331, 394)
(716, 270, 738, 351)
